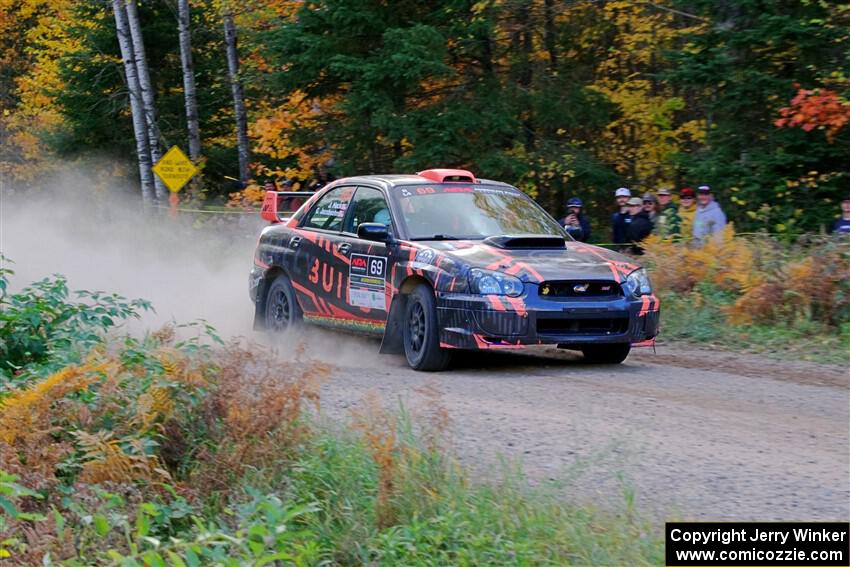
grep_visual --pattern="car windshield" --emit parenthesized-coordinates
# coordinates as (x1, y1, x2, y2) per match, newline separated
(393, 185, 565, 240)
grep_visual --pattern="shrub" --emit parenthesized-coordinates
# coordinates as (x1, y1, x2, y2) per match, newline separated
(0, 259, 151, 380)
(643, 230, 850, 331)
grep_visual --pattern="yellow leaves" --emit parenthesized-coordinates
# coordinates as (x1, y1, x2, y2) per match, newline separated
(134, 386, 175, 431)
(0, 363, 105, 445)
(0, 0, 77, 180)
(248, 91, 337, 182)
(643, 225, 756, 295)
(73, 431, 171, 485)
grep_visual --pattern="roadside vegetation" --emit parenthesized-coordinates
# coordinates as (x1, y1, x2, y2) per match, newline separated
(643, 231, 850, 364)
(0, 262, 662, 565)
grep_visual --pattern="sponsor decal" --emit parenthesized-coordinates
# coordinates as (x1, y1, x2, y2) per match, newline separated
(349, 253, 387, 310)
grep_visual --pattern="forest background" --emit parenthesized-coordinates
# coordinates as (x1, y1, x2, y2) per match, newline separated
(1, 0, 849, 237)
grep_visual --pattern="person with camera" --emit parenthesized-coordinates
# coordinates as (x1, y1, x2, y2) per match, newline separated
(559, 197, 592, 242)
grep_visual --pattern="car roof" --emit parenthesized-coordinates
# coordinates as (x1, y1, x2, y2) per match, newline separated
(328, 174, 518, 192)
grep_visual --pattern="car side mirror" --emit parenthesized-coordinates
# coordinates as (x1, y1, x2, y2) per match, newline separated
(357, 222, 390, 242)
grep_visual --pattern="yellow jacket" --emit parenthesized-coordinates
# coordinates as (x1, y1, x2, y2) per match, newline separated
(679, 204, 696, 239)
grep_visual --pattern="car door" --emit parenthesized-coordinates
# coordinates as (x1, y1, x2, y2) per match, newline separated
(335, 186, 393, 327)
(290, 185, 355, 319)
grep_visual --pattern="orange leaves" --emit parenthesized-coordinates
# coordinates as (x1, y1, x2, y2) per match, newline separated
(247, 90, 337, 181)
(775, 87, 850, 142)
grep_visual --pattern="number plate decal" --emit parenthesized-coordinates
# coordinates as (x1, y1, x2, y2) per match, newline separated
(348, 253, 387, 310)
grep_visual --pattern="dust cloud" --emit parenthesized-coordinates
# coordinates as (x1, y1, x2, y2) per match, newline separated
(0, 163, 393, 369)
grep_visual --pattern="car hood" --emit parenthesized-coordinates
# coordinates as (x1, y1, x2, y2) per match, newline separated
(416, 238, 641, 283)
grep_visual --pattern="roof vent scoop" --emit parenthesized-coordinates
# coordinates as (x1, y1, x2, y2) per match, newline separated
(484, 235, 566, 249)
(417, 168, 476, 183)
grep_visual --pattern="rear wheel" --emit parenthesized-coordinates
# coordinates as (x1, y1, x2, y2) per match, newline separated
(264, 275, 302, 333)
(403, 284, 451, 371)
(580, 343, 631, 364)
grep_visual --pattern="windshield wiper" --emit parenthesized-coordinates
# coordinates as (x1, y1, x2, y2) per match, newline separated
(409, 234, 462, 241)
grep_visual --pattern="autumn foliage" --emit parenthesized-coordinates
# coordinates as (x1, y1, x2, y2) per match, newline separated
(643, 229, 850, 328)
(775, 86, 850, 142)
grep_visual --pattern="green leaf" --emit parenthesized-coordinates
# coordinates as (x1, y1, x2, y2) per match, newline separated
(93, 514, 109, 536)
(0, 496, 17, 518)
(136, 509, 150, 538)
(166, 551, 187, 567)
(184, 547, 200, 567)
(52, 506, 65, 539)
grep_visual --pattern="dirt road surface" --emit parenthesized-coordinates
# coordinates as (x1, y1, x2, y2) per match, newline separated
(315, 338, 849, 522)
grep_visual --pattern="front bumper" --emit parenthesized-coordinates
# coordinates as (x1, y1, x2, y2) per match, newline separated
(435, 286, 659, 350)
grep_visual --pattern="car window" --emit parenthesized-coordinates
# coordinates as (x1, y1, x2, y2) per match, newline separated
(392, 185, 564, 240)
(302, 186, 354, 232)
(344, 187, 392, 234)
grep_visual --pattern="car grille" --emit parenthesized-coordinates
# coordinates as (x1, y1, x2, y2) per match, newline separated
(538, 280, 623, 298)
(537, 314, 629, 336)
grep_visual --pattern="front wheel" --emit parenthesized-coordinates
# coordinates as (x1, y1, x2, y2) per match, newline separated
(264, 275, 302, 333)
(403, 284, 451, 371)
(580, 343, 631, 364)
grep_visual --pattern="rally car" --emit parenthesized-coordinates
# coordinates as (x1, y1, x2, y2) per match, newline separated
(249, 169, 659, 371)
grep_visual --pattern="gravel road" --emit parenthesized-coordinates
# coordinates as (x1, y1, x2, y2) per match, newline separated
(314, 338, 849, 522)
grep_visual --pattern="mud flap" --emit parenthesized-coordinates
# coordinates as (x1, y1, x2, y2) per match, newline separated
(379, 295, 407, 354)
(252, 279, 267, 331)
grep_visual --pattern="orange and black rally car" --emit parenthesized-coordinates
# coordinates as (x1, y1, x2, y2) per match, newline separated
(249, 169, 659, 371)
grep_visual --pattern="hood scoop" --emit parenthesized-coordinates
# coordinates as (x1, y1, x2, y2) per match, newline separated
(483, 234, 566, 249)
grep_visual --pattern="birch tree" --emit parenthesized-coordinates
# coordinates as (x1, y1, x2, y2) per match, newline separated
(223, 7, 250, 184)
(177, 0, 202, 165)
(125, 0, 167, 202)
(112, 0, 155, 204)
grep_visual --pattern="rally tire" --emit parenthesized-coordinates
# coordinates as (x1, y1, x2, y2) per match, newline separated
(403, 284, 451, 371)
(580, 343, 631, 364)
(264, 275, 302, 333)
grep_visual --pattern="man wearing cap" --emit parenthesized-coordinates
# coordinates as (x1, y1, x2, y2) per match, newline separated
(624, 196, 653, 255)
(654, 188, 681, 238)
(612, 187, 632, 245)
(693, 184, 727, 245)
(642, 192, 659, 226)
(559, 197, 592, 242)
(678, 187, 697, 239)
(830, 194, 850, 234)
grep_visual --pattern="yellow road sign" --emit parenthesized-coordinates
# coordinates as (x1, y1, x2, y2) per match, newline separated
(152, 146, 198, 193)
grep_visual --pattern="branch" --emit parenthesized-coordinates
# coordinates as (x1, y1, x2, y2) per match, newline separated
(640, 1, 709, 23)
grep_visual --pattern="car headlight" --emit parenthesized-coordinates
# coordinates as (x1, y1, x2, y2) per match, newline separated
(468, 268, 524, 297)
(623, 268, 652, 296)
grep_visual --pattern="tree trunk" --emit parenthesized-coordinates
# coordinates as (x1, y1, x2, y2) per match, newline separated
(544, 0, 557, 70)
(223, 8, 250, 185)
(177, 0, 201, 164)
(112, 0, 155, 204)
(125, 0, 167, 202)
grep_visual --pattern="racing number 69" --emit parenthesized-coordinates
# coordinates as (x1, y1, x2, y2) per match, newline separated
(369, 258, 383, 276)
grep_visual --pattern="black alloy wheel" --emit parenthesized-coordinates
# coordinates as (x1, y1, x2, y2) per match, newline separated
(403, 284, 451, 371)
(264, 275, 302, 332)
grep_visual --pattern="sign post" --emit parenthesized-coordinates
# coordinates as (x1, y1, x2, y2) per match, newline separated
(152, 146, 199, 216)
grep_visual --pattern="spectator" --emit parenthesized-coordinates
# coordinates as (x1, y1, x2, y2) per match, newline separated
(692, 185, 727, 245)
(654, 188, 681, 238)
(678, 187, 697, 238)
(559, 197, 592, 242)
(831, 193, 850, 234)
(612, 187, 632, 245)
(642, 193, 659, 226)
(263, 179, 277, 192)
(624, 196, 653, 255)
